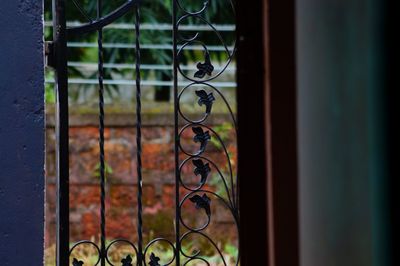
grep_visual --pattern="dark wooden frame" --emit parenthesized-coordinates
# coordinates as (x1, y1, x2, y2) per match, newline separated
(237, 0, 299, 265)
(236, 0, 269, 263)
(384, 0, 398, 263)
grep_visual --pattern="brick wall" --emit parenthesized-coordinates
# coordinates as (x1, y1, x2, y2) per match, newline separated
(45, 113, 238, 248)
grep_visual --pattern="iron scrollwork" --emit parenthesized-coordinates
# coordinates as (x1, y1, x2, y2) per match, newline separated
(148, 253, 161, 266)
(121, 255, 133, 266)
(72, 258, 84, 266)
(54, 0, 238, 264)
(194, 53, 214, 79)
(173, 0, 239, 265)
(195, 90, 215, 114)
(192, 158, 211, 185)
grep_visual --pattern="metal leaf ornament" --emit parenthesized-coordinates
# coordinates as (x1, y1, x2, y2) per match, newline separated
(192, 159, 211, 185)
(72, 258, 84, 266)
(192, 127, 211, 154)
(195, 90, 215, 114)
(121, 255, 133, 266)
(149, 253, 161, 266)
(189, 193, 211, 217)
(194, 53, 214, 78)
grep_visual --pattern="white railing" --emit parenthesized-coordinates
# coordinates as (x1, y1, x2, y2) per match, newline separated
(44, 21, 236, 31)
(45, 22, 236, 89)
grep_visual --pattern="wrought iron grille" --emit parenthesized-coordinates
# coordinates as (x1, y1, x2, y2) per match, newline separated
(48, 0, 238, 265)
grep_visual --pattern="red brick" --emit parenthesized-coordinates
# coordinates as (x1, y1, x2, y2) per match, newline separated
(142, 143, 174, 171)
(81, 212, 99, 239)
(70, 185, 100, 206)
(110, 185, 136, 207)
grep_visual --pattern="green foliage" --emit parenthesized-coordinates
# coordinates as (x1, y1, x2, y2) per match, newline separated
(224, 243, 239, 258)
(209, 122, 233, 150)
(143, 210, 175, 240)
(44, 0, 236, 103)
(93, 161, 113, 181)
(45, 71, 56, 104)
(208, 122, 236, 199)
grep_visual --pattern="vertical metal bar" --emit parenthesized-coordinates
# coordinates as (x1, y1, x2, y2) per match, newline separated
(134, 5, 144, 266)
(96, 0, 106, 265)
(52, 0, 70, 265)
(172, 0, 181, 265)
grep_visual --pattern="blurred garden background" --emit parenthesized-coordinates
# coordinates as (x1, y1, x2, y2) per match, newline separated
(43, 0, 238, 265)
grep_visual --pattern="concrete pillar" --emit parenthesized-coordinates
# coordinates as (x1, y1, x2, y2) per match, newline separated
(0, 0, 45, 265)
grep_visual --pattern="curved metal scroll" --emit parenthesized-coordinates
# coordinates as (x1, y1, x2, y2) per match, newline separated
(67, 0, 141, 35)
(172, 0, 239, 265)
(52, 0, 239, 265)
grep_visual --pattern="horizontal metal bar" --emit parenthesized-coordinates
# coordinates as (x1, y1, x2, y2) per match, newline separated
(45, 78, 237, 87)
(67, 62, 236, 72)
(67, 42, 234, 51)
(45, 21, 236, 31)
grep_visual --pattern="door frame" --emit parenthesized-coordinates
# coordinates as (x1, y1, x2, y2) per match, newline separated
(237, 0, 299, 265)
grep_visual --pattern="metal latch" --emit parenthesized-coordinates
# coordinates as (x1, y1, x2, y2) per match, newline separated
(45, 41, 56, 69)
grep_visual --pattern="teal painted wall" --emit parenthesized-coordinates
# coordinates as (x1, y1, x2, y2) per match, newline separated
(296, 0, 389, 265)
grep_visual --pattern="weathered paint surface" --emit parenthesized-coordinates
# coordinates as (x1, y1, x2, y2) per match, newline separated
(0, 0, 44, 265)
